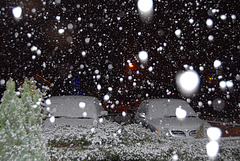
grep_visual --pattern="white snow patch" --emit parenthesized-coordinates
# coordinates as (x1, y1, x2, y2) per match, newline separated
(138, 51, 148, 63)
(176, 106, 187, 120)
(226, 80, 233, 88)
(214, 60, 221, 68)
(27, 33, 32, 38)
(175, 29, 182, 38)
(207, 100, 212, 106)
(67, 23, 73, 29)
(81, 51, 86, 57)
(56, 16, 60, 21)
(128, 76, 133, 81)
(79, 102, 86, 109)
(207, 127, 222, 141)
(208, 35, 214, 41)
(32, 55, 36, 60)
(206, 141, 219, 159)
(85, 37, 90, 44)
(31, 46, 38, 52)
(0, 79, 5, 85)
(83, 112, 87, 117)
(103, 95, 110, 101)
(148, 66, 153, 72)
(50, 116, 55, 123)
(58, 28, 65, 34)
(99, 118, 103, 123)
(108, 87, 113, 92)
(137, 0, 153, 13)
(45, 99, 51, 105)
(97, 84, 101, 90)
(220, 14, 227, 20)
(231, 14, 237, 20)
(189, 18, 194, 24)
(42, 121, 240, 160)
(219, 81, 226, 89)
(12, 6, 22, 19)
(176, 70, 200, 96)
(199, 66, 204, 71)
(55, 0, 61, 4)
(206, 18, 213, 28)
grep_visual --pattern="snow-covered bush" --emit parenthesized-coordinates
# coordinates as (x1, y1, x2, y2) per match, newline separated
(43, 119, 240, 160)
(0, 78, 47, 160)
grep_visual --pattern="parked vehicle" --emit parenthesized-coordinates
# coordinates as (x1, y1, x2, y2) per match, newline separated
(134, 99, 211, 137)
(43, 96, 108, 128)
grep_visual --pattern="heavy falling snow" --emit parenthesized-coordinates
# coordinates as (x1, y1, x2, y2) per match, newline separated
(0, 0, 240, 160)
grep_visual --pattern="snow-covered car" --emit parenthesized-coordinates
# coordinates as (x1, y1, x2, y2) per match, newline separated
(134, 99, 211, 137)
(43, 96, 108, 128)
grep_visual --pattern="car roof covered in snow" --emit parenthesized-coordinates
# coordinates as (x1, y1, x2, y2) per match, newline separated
(141, 99, 197, 118)
(47, 96, 104, 118)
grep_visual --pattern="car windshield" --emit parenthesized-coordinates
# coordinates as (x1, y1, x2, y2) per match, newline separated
(147, 99, 197, 118)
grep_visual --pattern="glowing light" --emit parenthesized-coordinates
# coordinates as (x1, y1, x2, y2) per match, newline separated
(129, 63, 134, 68)
(12, 6, 22, 19)
(176, 70, 200, 96)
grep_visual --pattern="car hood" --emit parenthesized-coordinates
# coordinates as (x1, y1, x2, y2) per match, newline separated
(148, 117, 210, 130)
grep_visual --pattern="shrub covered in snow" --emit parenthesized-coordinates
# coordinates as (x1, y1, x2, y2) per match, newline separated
(43, 120, 240, 160)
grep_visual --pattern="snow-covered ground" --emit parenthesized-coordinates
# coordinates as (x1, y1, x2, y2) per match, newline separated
(43, 120, 240, 160)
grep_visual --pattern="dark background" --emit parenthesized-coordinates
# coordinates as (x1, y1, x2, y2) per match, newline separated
(0, 0, 239, 117)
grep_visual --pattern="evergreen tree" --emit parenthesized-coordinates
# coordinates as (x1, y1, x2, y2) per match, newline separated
(0, 78, 47, 160)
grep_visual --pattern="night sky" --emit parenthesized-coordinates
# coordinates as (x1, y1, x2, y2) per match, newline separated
(0, 0, 239, 116)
